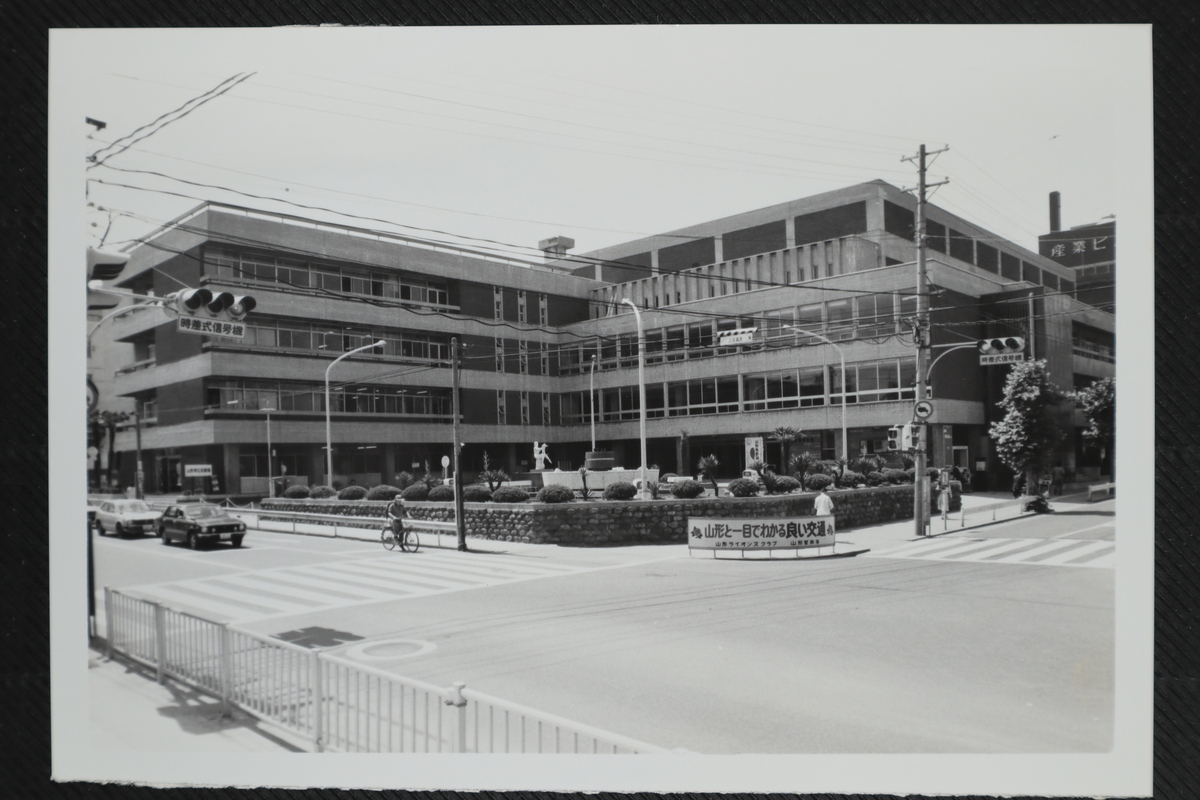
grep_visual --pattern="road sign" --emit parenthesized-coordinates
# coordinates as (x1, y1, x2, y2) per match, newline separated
(184, 464, 213, 477)
(913, 400, 934, 420)
(718, 327, 757, 346)
(177, 316, 246, 339)
(980, 352, 1025, 365)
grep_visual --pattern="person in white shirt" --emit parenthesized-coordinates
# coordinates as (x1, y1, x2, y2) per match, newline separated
(814, 489, 834, 516)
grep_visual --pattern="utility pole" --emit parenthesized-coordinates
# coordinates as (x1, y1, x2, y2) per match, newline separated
(134, 408, 144, 500)
(902, 143, 948, 537)
(451, 337, 466, 551)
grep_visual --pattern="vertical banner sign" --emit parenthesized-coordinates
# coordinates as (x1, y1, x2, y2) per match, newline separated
(688, 516, 835, 551)
(744, 437, 764, 468)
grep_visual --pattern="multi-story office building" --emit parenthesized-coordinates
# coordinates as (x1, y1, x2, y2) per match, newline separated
(102, 181, 1114, 495)
(1038, 191, 1116, 313)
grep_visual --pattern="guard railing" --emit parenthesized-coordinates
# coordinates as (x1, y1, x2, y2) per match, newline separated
(103, 588, 674, 754)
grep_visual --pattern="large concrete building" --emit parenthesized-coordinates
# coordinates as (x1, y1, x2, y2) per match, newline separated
(98, 181, 1114, 496)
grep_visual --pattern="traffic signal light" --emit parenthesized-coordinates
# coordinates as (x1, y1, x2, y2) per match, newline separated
(166, 288, 255, 319)
(977, 337, 1025, 354)
(168, 288, 213, 313)
(87, 246, 130, 281)
(887, 425, 904, 451)
(226, 295, 256, 319)
(909, 424, 925, 452)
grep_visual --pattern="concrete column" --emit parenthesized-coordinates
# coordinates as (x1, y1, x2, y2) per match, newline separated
(713, 233, 723, 265)
(223, 444, 240, 496)
(785, 216, 796, 249)
(383, 443, 397, 485)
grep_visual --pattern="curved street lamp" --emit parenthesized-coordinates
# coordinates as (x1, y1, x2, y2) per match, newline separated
(325, 340, 386, 487)
(783, 325, 848, 460)
(620, 299, 649, 499)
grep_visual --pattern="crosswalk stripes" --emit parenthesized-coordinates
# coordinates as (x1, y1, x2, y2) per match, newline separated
(122, 549, 593, 622)
(865, 536, 1115, 569)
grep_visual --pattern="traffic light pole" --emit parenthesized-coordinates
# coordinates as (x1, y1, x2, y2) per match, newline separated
(904, 143, 949, 537)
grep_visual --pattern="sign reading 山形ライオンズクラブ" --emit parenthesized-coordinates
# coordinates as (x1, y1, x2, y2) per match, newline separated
(687, 516, 835, 550)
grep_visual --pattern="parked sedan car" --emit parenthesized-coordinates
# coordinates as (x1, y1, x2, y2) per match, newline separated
(93, 499, 163, 538)
(158, 503, 247, 549)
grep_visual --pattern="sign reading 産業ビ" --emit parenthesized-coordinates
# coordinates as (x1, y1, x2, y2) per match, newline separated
(177, 316, 246, 339)
(688, 516, 835, 550)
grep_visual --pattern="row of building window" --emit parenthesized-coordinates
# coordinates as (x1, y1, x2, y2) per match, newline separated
(206, 381, 453, 417)
(494, 391, 553, 426)
(206, 245, 451, 308)
(559, 358, 917, 422)
(238, 317, 451, 362)
(493, 287, 550, 325)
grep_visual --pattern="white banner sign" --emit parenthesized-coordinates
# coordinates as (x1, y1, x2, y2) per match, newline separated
(718, 327, 757, 346)
(688, 516, 835, 551)
(178, 316, 246, 339)
(745, 436, 764, 468)
(980, 352, 1024, 365)
(184, 464, 213, 477)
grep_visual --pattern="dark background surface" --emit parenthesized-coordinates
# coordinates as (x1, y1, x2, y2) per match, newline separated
(4, 2, 1193, 799)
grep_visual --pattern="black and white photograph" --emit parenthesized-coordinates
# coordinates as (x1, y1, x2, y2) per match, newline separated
(49, 25, 1152, 796)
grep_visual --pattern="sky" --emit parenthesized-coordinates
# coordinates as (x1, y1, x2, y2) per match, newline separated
(69, 26, 1143, 266)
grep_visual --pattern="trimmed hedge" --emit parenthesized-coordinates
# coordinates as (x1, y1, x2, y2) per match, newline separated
(366, 484, 402, 501)
(669, 480, 705, 499)
(308, 485, 336, 499)
(727, 478, 761, 497)
(773, 475, 802, 494)
(603, 482, 638, 501)
(866, 471, 886, 487)
(492, 486, 530, 504)
(882, 468, 911, 485)
(337, 485, 368, 500)
(401, 483, 430, 501)
(427, 485, 455, 502)
(537, 484, 575, 504)
(804, 474, 834, 491)
(461, 484, 493, 503)
(838, 470, 865, 488)
(282, 484, 310, 499)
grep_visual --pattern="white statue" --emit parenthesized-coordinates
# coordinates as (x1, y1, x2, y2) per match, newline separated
(533, 441, 550, 471)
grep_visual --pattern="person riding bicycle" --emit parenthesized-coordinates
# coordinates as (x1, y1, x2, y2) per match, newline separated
(386, 495, 406, 539)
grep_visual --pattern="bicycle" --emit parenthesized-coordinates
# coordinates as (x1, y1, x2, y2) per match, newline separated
(381, 522, 419, 553)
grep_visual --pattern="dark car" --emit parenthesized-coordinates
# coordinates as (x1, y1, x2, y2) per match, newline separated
(158, 503, 247, 549)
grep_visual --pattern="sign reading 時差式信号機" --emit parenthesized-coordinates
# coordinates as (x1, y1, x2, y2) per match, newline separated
(177, 316, 246, 339)
(687, 516, 834, 550)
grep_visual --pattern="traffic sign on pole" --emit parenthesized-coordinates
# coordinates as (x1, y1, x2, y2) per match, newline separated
(914, 400, 934, 420)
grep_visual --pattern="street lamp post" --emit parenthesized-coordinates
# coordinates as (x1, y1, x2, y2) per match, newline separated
(783, 325, 848, 460)
(228, 400, 276, 497)
(325, 340, 386, 487)
(620, 299, 649, 499)
(589, 354, 598, 451)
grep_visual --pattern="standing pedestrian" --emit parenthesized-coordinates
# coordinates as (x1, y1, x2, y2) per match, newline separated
(1012, 473, 1025, 498)
(1051, 464, 1065, 496)
(814, 488, 834, 517)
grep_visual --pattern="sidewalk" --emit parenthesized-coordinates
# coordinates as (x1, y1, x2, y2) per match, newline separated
(88, 645, 308, 753)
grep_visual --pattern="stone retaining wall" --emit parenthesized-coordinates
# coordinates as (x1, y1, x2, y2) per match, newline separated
(261, 484, 939, 546)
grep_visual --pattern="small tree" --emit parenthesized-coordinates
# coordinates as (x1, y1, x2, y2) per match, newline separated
(989, 359, 1069, 495)
(478, 451, 509, 492)
(1075, 377, 1115, 479)
(697, 455, 720, 496)
(788, 452, 819, 486)
(768, 426, 802, 473)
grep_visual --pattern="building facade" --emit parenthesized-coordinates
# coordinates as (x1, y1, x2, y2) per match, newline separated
(101, 181, 1114, 496)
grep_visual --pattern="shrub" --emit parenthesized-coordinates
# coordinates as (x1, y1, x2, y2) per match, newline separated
(603, 482, 638, 501)
(805, 473, 834, 491)
(773, 475, 801, 493)
(727, 478, 761, 497)
(670, 479, 705, 499)
(308, 485, 336, 499)
(817, 460, 841, 476)
(882, 468, 911, 485)
(837, 470, 865, 488)
(392, 471, 414, 490)
(282, 484, 310, 499)
(400, 483, 430, 501)
(492, 486, 530, 504)
(366, 484, 402, 501)
(866, 471, 886, 487)
(427, 485, 455, 501)
(537, 484, 575, 504)
(461, 484, 493, 503)
(337, 485, 368, 500)
(905, 467, 917, 481)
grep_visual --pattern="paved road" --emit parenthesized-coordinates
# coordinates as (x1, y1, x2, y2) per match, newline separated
(94, 497, 1114, 754)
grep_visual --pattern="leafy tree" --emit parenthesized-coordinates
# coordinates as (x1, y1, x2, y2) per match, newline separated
(89, 408, 129, 489)
(1075, 377, 1115, 478)
(788, 452, 819, 486)
(988, 359, 1069, 494)
(697, 454, 721, 496)
(768, 426, 802, 472)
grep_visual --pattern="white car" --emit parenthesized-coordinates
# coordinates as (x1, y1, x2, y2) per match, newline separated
(93, 499, 163, 538)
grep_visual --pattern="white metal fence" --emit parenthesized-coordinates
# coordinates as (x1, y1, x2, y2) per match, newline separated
(103, 588, 673, 754)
